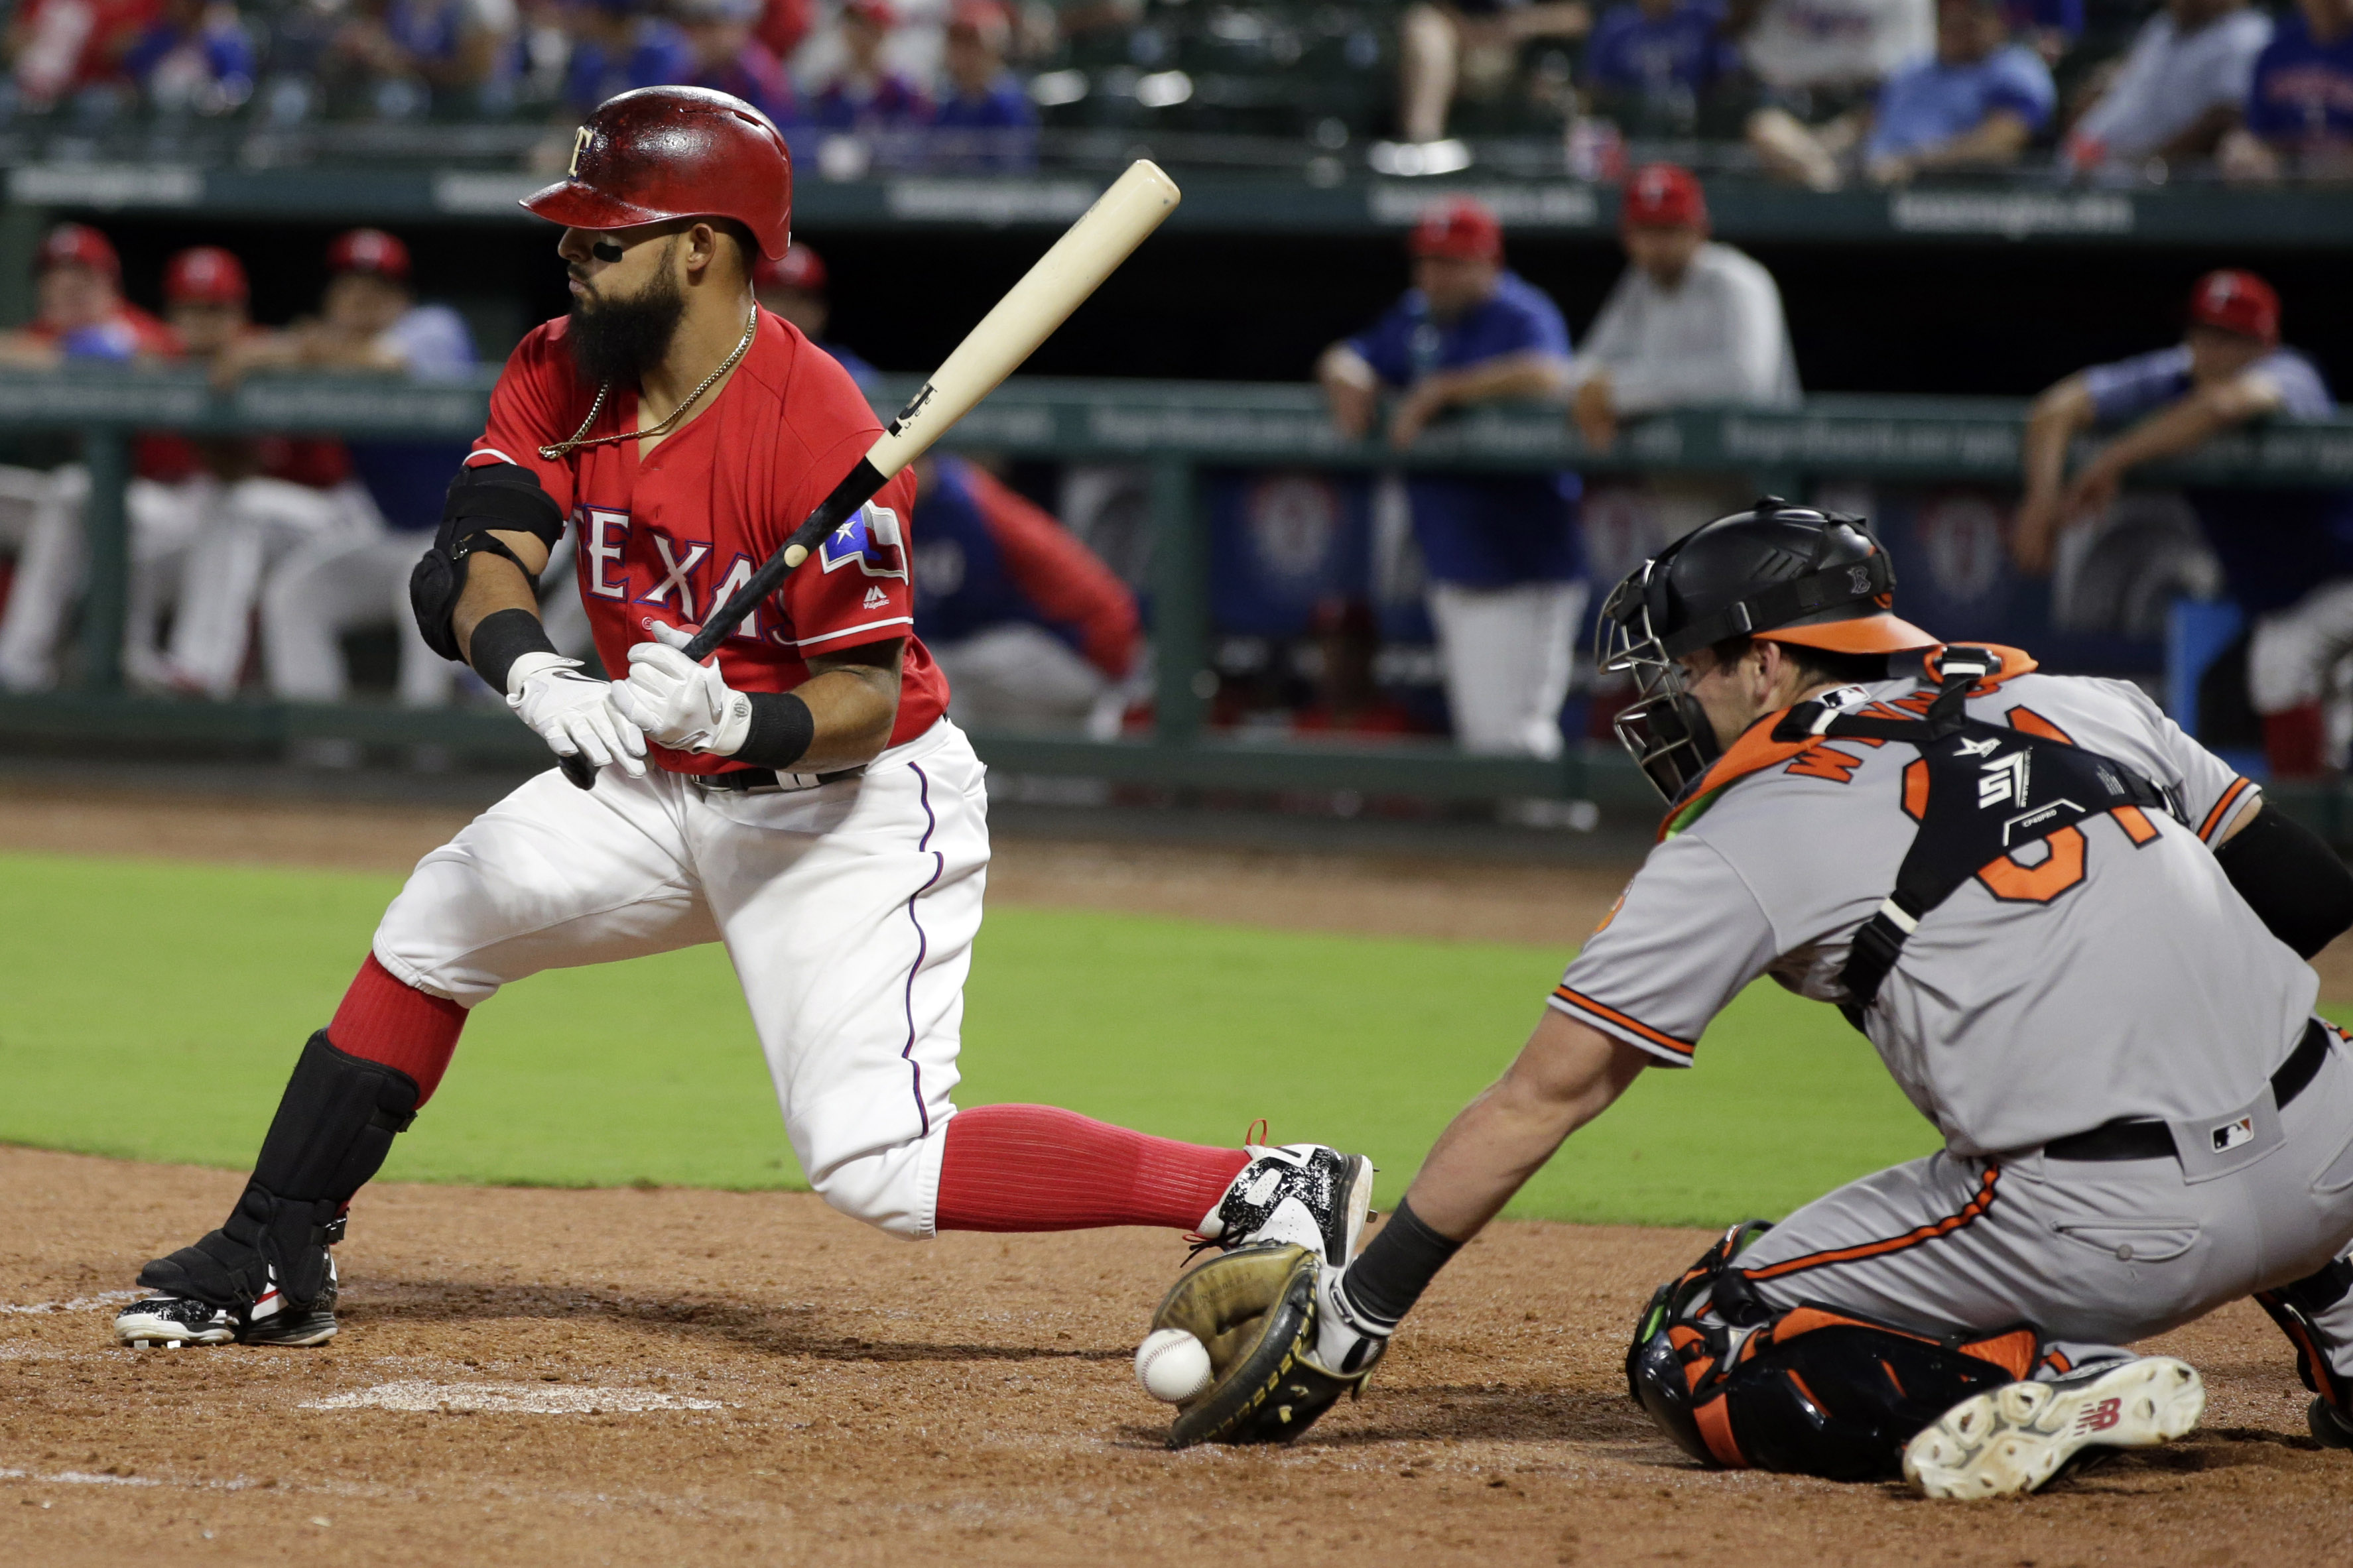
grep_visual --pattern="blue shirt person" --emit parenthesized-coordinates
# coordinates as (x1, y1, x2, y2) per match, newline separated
(1317, 198, 1583, 758)
(1583, 0, 1740, 133)
(1864, 0, 2055, 178)
(933, 0, 1037, 168)
(561, 0, 694, 117)
(2235, 0, 2353, 173)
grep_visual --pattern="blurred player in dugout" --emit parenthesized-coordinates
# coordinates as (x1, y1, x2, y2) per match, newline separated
(757, 240, 1143, 735)
(1318, 196, 1584, 760)
(0, 227, 367, 695)
(2015, 270, 2353, 778)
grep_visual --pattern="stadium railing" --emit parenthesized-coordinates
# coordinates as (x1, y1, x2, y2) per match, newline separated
(5, 367, 2353, 827)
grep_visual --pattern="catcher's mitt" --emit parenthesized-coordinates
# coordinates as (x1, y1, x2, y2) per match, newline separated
(1149, 1242, 1380, 1448)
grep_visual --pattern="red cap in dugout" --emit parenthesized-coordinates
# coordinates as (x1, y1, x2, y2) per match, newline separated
(2188, 269, 2279, 344)
(523, 86, 795, 261)
(1408, 197, 1503, 263)
(38, 222, 121, 282)
(1622, 163, 1706, 230)
(755, 241, 827, 294)
(329, 227, 412, 281)
(165, 246, 249, 306)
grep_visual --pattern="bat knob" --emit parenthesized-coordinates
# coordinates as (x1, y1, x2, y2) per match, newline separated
(783, 544, 808, 568)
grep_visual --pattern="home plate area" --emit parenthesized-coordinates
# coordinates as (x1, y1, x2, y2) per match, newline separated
(3, 1148, 2348, 1567)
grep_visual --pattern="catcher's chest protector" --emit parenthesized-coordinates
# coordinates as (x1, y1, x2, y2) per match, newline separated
(1763, 647, 2180, 1028)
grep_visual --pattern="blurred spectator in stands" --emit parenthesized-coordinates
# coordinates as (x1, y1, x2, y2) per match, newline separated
(1580, 0, 1738, 137)
(2004, 0, 2077, 66)
(1735, 0, 1932, 187)
(757, 0, 810, 60)
(1395, 0, 1594, 145)
(933, 0, 1038, 166)
(561, 0, 692, 115)
(812, 0, 928, 129)
(1566, 164, 1797, 453)
(7, 0, 155, 111)
(2063, 0, 2268, 176)
(754, 243, 880, 385)
(320, 0, 519, 119)
(910, 454, 1140, 733)
(675, 0, 796, 121)
(2014, 270, 2353, 777)
(1751, 0, 2050, 186)
(2218, 0, 2353, 182)
(1316, 198, 1581, 762)
(120, 0, 255, 115)
(0, 224, 186, 694)
(1293, 598, 1421, 737)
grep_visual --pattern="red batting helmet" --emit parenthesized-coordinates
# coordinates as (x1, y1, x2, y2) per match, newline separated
(1622, 163, 1707, 230)
(523, 86, 793, 261)
(164, 247, 249, 306)
(37, 223, 121, 282)
(328, 228, 413, 282)
(1408, 197, 1503, 263)
(2188, 269, 2279, 344)
(754, 242, 827, 295)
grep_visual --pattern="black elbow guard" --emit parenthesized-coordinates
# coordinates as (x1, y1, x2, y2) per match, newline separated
(2214, 806, 2353, 959)
(407, 461, 564, 662)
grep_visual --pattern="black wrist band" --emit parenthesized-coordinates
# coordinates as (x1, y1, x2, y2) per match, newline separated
(733, 691, 815, 768)
(466, 607, 559, 693)
(1340, 1196, 1464, 1330)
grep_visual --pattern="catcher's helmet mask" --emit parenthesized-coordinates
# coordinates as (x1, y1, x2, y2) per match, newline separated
(1598, 497, 1935, 803)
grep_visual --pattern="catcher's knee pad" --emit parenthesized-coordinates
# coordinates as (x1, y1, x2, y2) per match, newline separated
(1626, 1223, 2040, 1481)
(2257, 1253, 2353, 1413)
(139, 1032, 418, 1311)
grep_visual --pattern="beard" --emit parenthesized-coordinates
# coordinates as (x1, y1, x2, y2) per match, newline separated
(566, 252, 687, 387)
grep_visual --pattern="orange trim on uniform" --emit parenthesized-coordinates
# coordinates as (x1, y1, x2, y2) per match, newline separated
(1739, 1168, 2002, 1283)
(2199, 777, 2256, 842)
(1783, 1370, 1831, 1416)
(1921, 644, 2039, 691)
(1960, 1327, 2039, 1381)
(2003, 705, 2073, 744)
(1902, 758, 1929, 821)
(1692, 1396, 1747, 1467)
(1755, 612, 1940, 656)
(2112, 805, 2160, 846)
(1551, 986, 1696, 1058)
(2037, 1349, 2073, 1378)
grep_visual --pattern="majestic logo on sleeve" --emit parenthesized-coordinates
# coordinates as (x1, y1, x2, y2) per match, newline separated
(816, 505, 908, 580)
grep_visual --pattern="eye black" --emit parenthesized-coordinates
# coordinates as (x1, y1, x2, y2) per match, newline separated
(590, 239, 624, 263)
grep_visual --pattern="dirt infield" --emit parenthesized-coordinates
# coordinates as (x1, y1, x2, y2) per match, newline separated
(0, 1146, 2344, 1567)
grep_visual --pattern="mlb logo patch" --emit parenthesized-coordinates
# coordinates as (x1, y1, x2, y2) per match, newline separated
(816, 505, 907, 580)
(2210, 1116, 2254, 1154)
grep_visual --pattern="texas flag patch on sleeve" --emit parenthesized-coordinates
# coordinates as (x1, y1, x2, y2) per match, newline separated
(816, 505, 907, 580)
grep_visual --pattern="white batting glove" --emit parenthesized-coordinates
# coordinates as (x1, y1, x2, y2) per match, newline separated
(609, 619, 753, 756)
(506, 650, 649, 777)
(1313, 1262, 1392, 1376)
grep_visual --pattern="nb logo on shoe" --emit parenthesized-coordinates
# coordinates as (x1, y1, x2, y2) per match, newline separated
(2072, 1396, 2122, 1435)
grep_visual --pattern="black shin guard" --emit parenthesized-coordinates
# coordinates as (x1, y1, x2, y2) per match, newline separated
(2257, 1254, 2353, 1412)
(139, 1032, 420, 1310)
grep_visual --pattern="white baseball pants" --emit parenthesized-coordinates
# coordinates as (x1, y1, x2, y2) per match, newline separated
(165, 478, 379, 697)
(371, 717, 988, 1238)
(1427, 579, 1586, 758)
(0, 466, 206, 692)
(2248, 578, 2353, 715)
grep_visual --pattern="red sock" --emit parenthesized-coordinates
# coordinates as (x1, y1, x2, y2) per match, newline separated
(934, 1104, 1250, 1233)
(2264, 702, 2328, 779)
(327, 954, 467, 1105)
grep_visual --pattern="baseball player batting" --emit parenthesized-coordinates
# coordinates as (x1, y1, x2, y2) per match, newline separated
(113, 86, 1370, 1355)
(1286, 501, 2353, 1493)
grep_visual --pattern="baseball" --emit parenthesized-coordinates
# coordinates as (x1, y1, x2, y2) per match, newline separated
(1135, 1327, 1213, 1403)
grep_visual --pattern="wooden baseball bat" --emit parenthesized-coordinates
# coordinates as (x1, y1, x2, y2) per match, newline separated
(560, 160, 1180, 790)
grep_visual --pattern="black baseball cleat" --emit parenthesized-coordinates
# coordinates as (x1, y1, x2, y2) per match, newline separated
(1195, 1142, 1376, 1268)
(2311, 1398, 2353, 1450)
(113, 1257, 339, 1349)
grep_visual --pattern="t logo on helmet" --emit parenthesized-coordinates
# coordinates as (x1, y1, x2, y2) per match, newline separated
(570, 125, 592, 178)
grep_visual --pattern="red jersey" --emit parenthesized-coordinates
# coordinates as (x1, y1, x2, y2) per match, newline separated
(472, 308, 944, 775)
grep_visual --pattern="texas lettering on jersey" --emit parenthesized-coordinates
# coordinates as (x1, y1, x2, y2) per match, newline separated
(469, 309, 948, 774)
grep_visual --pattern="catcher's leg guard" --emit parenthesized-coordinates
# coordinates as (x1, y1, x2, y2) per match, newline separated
(137, 1031, 419, 1312)
(1626, 1225, 2041, 1481)
(2256, 1252, 2353, 1436)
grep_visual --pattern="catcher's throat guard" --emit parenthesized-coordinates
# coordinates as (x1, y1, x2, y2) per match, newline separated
(1149, 1243, 1377, 1449)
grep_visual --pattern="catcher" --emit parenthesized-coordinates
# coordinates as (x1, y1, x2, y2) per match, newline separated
(1182, 500, 2353, 1493)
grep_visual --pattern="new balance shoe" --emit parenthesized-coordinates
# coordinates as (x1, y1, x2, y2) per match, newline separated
(113, 1256, 338, 1349)
(1901, 1356, 2205, 1499)
(1196, 1142, 1375, 1267)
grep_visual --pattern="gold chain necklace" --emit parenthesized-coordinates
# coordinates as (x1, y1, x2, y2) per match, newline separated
(538, 304, 760, 461)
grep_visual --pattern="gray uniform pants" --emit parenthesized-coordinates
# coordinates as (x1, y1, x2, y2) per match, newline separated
(1729, 1028, 2353, 1384)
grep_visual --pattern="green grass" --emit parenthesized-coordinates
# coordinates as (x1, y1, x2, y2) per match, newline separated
(1, 849, 1950, 1226)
